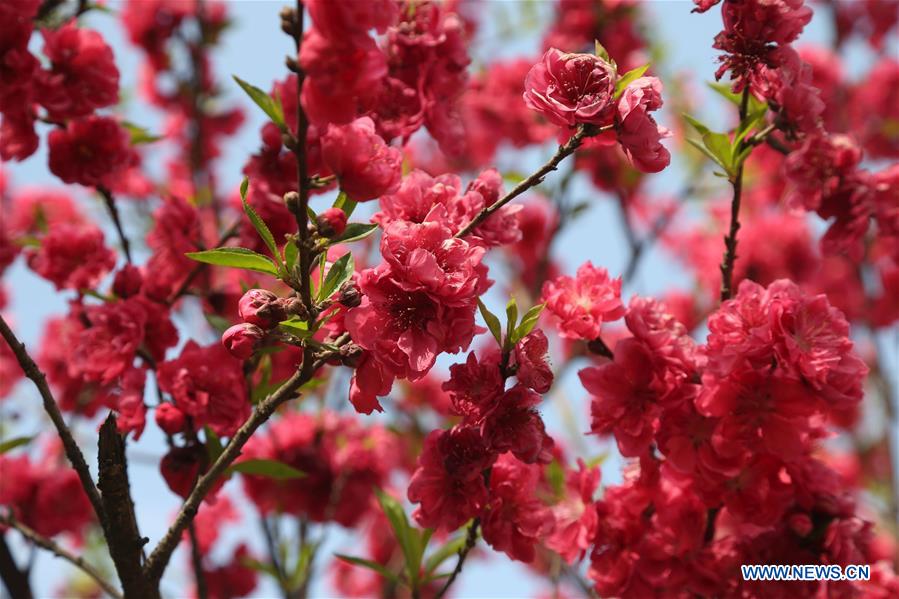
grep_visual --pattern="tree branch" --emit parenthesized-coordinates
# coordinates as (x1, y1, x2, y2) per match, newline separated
(0, 315, 107, 530)
(142, 339, 346, 583)
(0, 514, 122, 599)
(0, 533, 33, 599)
(187, 523, 208, 599)
(98, 187, 133, 264)
(97, 415, 159, 599)
(435, 518, 480, 599)
(456, 124, 610, 239)
(718, 88, 750, 303)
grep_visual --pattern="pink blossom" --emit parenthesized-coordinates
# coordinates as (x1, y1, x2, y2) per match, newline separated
(541, 261, 625, 340)
(321, 117, 402, 202)
(615, 76, 671, 173)
(524, 48, 617, 128)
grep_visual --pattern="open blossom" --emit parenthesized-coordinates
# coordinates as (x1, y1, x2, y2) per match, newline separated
(481, 385, 554, 465)
(408, 426, 496, 532)
(36, 22, 119, 120)
(71, 300, 146, 384)
(615, 76, 671, 173)
(513, 330, 553, 393)
(47, 116, 135, 188)
(541, 261, 625, 340)
(321, 117, 402, 202)
(307, 0, 397, 41)
(26, 223, 116, 291)
(157, 341, 250, 437)
(523, 48, 617, 127)
(481, 454, 555, 562)
(546, 460, 601, 563)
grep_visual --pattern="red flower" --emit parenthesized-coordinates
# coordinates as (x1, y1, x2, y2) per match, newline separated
(513, 330, 554, 394)
(36, 22, 119, 120)
(443, 351, 504, 421)
(157, 341, 250, 437)
(615, 76, 671, 173)
(71, 300, 146, 384)
(481, 454, 554, 562)
(155, 402, 186, 436)
(321, 117, 402, 202)
(47, 116, 135, 188)
(481, 385, 554, 465)
(408, 426, 496, 532)
(26, 223, 116, 291)
(523, 48, 617, 128)
(546, 460, 601, 563)
(307, 0, 398, 41)
(541, 261, 625, 340)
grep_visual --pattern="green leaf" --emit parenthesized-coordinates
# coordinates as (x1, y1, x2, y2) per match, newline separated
(228, 459, 305, 480)
(329, 223, 378, 245)
(334, 554, 399, 583)
(317, 252, 354, 301)
(707, 82, 767, 114)
(702, 131, 734, 173)
(240, 557, 282, 580)
(594, 39, 611, 63)
(204, 313, 232, 334)
(614, 63, 649, 99)
(477, 299, 503, 346)
(505, 297, 518, 349)
(0, 435, 34, 455)
(375, 489, 417, 585)
(333, 191, 357, 220)
(122, 122, 162, 145)
(278, 317, 311, 338)
(233, 75, 286, 130)
(687, 138, 726, 170)
(204, 426, 224, 464)
(683, 113, 712, 137)
(186, 248, 279, 276)
(284, 239, 299, 270)
(240, 178, 284, 274)
(513, 303, 545, 344)
(424, 534, 468, 575)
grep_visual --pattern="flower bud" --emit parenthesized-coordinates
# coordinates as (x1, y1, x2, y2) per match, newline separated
(316, 207, 348, 238)
(222, 323, 264, 360)
(285, 55, 300, 73)
(238, 289, 286, 328)
(160, 445, 205, 499)
(112, 264, 143, 298)
(339, 343, 364, 368)
(155, 403, 186, 436)
(338, 282, 362, 308)
(284, 190, 300, 213)
(283, 296, 308, 319)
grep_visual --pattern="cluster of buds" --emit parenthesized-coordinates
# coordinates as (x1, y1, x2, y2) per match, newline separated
(221, 289, 293, 360)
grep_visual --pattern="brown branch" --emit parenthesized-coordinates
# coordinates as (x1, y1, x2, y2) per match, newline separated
(142, 338, 346, 584)
(456, 123, 610, 239)
(98, 187, 133, 264)
(0, 315, 107, 530)
(0, 514, 122, 599)
(718, 88, 750, 303)
(435, 518, 480, 599)
(0, 534, 33, 599)
(97, 415, 159, 599)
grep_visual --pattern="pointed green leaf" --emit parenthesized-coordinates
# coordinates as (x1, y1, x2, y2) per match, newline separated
(229, 459, 305, 480)
(614, 64, 649, 99)
(0, 436, 34, 455)
(683, 113, 712, 137)
(186, 248, 279, 276)
(702, 131, 734, 172)
(334, 554, 399, 583)
(594, 39, 610, 63)
(317, 252, 354, 301)
(375, 489, 416, 584)
(513, 303, 545, 344)
(240, 181, 284, 274)
(424, 534, 468, 574)
(329, 223, 378, 245)
(284, 239, 298, 270)
(477, 299, 503, 346)
(278, 317, 311, 338)
(333, 191, 357, 220)
(122, 122, 162, 145)
(233, 75, 286, 130)
(204, 426, 224, 464)
(239, 176, 249, 200)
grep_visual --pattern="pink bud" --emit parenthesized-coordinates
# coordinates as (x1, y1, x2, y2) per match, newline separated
(238, 289, 286, 328)
(112, 265, 143, 298)
(155, 403, 186, 435)
(222, 323, 264, 360)
(316, 207, 348, 237)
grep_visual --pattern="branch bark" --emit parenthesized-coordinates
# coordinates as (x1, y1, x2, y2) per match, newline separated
(0, 514, 122, 599)
(97, 415, 159, 599)
(0, 534, 33, 599)
(455, 124, 608, 238)
(718, 88, 751, 303)
(434, 518, 480, 599)
(142, 341, 344, 584)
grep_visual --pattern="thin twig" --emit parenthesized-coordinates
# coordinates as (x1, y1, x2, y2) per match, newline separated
(434, 518, 480, 599)
(98, 187, 133, 264)
(0, 514, 122, 599)
(718, 88, 751, 302)
(456, 124, 610, 238)
(187, 523, 208, 599)
(142, 336, 348, 583)
(0, 533, 33, 599)
(0, 315, 107, 530)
